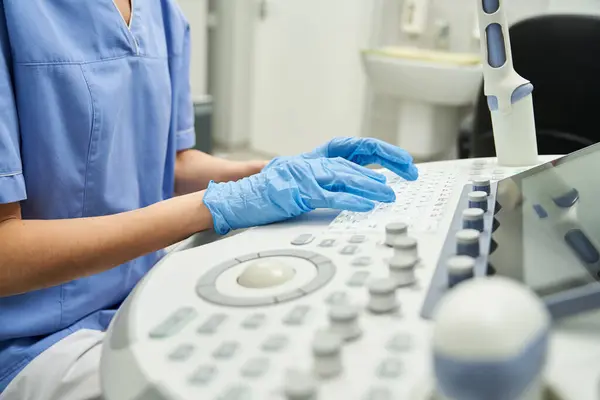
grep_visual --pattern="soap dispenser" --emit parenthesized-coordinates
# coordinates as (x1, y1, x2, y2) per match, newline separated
(401, 0, 430, 36)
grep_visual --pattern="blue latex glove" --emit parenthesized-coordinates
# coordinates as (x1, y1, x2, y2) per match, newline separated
(203, 157, 396, 234)
(265, 137, 419, 181)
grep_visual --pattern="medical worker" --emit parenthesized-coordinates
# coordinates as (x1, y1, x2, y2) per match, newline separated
(0, 1, 418, 399)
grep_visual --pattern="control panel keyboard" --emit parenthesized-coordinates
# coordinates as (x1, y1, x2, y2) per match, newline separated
(101, 158, 594, 400)
(329, 161, 529, 235)
(329, 169, 457, 234)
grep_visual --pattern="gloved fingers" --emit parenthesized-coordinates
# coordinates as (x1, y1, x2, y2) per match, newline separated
(331, 157, 388, 183)
(314, 137, 419, 181)
(307, 191, 376, 213)
(349, 138, 418, 181)
(377, 160, 419, 182)
(264, 155, 293, 170)
(319, 171, 396, 203)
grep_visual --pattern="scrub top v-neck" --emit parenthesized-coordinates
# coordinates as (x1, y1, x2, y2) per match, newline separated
(0, 0, 196, 391)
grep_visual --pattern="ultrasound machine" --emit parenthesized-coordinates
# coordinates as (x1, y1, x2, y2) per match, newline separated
(100, 1, 600, 399)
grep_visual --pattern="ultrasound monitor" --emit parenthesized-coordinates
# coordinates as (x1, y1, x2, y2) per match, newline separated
(423, 143, 600, 320)
(491, 144, 600, 318)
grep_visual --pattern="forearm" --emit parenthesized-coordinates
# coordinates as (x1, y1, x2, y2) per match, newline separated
(174, 149, 266, 195)
(0, 191, 212, 297)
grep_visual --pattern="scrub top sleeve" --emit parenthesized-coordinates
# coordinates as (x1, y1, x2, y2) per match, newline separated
(175, 23, 196, 152)
(0, 9, 27, 204)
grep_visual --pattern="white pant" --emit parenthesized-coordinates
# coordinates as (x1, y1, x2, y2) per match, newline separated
(0, 330, 105, 400)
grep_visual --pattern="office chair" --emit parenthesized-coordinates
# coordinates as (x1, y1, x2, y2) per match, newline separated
(469, 14, 600, 158)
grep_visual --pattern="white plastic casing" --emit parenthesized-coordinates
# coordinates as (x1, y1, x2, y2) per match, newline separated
(491, 94, 539, 167)
(477, 0, 539, 167)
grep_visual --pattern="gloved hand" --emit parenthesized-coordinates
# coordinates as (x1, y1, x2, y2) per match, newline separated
(265, 137, 419, 181)
(203, 157, 396, 234)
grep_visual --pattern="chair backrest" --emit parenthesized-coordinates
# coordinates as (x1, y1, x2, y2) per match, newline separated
(471, 14, 600, 157)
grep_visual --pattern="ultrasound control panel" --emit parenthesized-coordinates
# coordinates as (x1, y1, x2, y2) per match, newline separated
(100, 157, 600, 400)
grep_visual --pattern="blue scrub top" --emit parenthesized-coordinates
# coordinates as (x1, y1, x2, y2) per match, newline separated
(0, 0, 196, 391)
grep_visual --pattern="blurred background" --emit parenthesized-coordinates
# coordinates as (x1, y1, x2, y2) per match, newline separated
(177, 0, 600, 164)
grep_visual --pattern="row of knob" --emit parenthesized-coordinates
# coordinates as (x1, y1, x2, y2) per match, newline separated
(448, 178, 492, 287)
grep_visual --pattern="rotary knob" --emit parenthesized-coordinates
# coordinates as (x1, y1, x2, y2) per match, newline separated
(456, 229, 481, 258)
(284, 371, 318, 400)
(391, 236, 419, 258)
(367, 278, 399, 314)
(312, 330, 343, 378)
(468, 191, 488, 212)
(328, 305, 362, 342)
(472, 178, 491, 195)
(462, 208, 485, 232)
(385, 222, 408, 246)
(388, 255, 418, 287)
(447, 255, 476, 287)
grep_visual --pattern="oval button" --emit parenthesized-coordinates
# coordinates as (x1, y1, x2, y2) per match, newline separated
(564, 229, 599, 264)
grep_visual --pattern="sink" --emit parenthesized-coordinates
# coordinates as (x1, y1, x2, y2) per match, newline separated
(362, 47, 483, 160)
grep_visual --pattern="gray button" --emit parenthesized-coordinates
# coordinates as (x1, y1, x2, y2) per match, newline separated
(291, 234, 315, 246)
(197, 313, 227, 334)
(149, 307, 197, 339)
(242, 313, 266, 329)
(363, 387, 393, 400)
(261, 334, 288, 352)
(376, 358, 403, 378)
(188, 365, 217, 386)
(213, 341, 239, 359)
(340, 245, 358, 255)
(386, 333, 412, 353)
(283, 305, 311, 325)
(349, 235, 367, 244)
(240, 357, 270, 378)
(133, 386, 168, 400)
(319, 239, 336, 247)
(168, 343, 195, 361)
(325, 291, 348, 305)
(220, 385, 252, 400)
(352, 256, 372, 267)
(347, 271, 370, 287)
